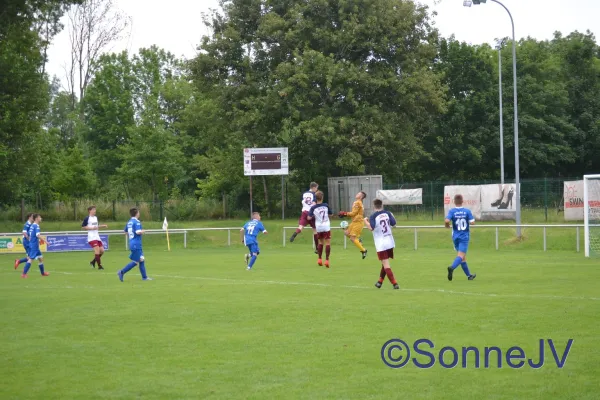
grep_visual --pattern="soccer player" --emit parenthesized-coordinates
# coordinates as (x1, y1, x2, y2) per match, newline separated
(117, 208, 152, 282)
(289, 182, 319, 252)
(364, 199, 399, 289)
(445, 194, 476, 281)
(82, 205, 108, 270)
(241, 212, 268, 271)
(14, 213, 34, 270)
(21, 214, 50, 278)
(307, 191, 333, 267)
(338, 191, 368, 259)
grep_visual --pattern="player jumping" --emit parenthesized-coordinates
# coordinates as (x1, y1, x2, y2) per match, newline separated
(14, 213, 34, 270)
(445, 194, 476, 281)
(117, 208, 152, 282)
(241, 212, 268, 271)
(365, 199, 399, 289)
(21, 214, 50, 278)
(308, 191, 333, 267)
(289, 182, 319, 253)
(82, 205, 108, 270)
(339, 191, 368, 259)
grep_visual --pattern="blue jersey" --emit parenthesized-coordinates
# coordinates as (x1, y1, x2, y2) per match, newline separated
(243, 219, 265, 245)
(28, 223, 41, 249)
(446, 207, 475, 240)
(22, 221, 32, 246)
(125, 218, 143, 250)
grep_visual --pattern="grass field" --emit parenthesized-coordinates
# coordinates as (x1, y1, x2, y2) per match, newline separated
(1, 219, 599, 399)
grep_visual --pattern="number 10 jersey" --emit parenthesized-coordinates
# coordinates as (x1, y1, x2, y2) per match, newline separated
(446, 207, 475, 241)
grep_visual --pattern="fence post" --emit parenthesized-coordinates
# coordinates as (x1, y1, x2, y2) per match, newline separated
(112, 200, 116, 221)
(543, 227, 547, 251)
(576, 226, 580, 253)
(344, 233, 347, 249)
(495, 227, 499, 250)
(184, 230, 187, 249)
(283, 228, 286, 247)
(544, 178, 548, 222)
(228, 229, 231, 246)
(414, 228, 417, 250)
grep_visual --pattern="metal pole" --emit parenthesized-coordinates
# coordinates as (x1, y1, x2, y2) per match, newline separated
(281, 175, 285, 220)
(249, 176, 253, 219)
(228, 229, 231, 246)
(576, 226, 580, 253)
(543, 227, 547, 251)
(495, 227, 499, 250)
(283, 228, 286, 247)
(184, 230, 187, 248)
(498, 46, 504, 184)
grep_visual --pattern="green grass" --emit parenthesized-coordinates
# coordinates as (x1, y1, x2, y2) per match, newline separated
(1, 221, 599, 399)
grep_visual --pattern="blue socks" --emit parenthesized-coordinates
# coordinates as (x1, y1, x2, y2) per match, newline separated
(139, 261, 147, 279)
(451, 256, 462, 270)
(121, 261, 137, 275)
(23, 262, 31, 275)
(39, 263, 45, 275)
(461, 262, 471, 277)
(248, 255, 257, 268)
(19, 257, 28, 264)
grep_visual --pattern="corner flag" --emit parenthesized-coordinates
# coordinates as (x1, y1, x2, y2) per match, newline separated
(163, 217, 170, 251)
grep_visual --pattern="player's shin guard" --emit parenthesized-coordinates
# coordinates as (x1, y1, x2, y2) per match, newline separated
(139, 261, 148, 279)
(248, 255, 257, 268)
(325, 245, 331, 260)
(352, 238, 366, 252)
(23, 262, 32, 275)
(460, 262, 471, 277)
(385, 267, 397, 285)
(38, 263, 45, 275)
(451, 256, 462, 270)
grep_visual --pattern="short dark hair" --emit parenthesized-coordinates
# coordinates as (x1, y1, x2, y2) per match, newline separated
(310, 182, 318, 189)
(26, 213, 33, 219)
(88, 205, 96, 212)
(130, 208, 139, 217)
(360, 191, 367, 200)
(32, 213, 40, 220)
(454, 194, 463, 206)
(315, 190, 324, 202)
(373, 199, 383, 209)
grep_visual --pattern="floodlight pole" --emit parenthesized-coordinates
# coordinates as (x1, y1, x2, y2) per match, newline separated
(497, 41, 504, 185)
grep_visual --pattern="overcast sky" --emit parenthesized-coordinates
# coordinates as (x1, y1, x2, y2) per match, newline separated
(46, 0, 600, 89)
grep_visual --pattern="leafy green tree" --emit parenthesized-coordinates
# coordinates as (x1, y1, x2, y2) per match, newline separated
(51, 144, 97, 199)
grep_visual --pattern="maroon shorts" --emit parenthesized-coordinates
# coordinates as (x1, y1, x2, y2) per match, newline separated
(89, 240, 104, 248)
(298, 211, 316, 229)
(377, 248, 394, 261)
(317, 231, 331, 240)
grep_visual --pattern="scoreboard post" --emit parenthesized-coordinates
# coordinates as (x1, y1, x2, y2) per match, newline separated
(243, 148, 289, 219)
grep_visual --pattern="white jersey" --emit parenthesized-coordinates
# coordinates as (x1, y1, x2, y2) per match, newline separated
(82, 215, 100, 242)
(369, 210, 397, 252)
(308, 203, 332, 233)
(301, 190, 316, 213)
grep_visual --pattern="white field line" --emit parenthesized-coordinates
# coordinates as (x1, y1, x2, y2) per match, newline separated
(2, 269, 598, 302)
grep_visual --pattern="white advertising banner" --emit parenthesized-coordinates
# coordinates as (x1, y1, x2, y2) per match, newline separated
(443, 186, 481, 219)
(480, 183, 518, 221)
(377, 189, 423, 205)
(564, 180, 600, 221)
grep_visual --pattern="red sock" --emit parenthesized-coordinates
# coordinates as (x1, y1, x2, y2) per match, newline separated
(325, 245, 331, 260)
(313, 234, 319, 249)
(95, 254, 101, 265)
(385, 268, 397, 285)
(295, 228, 302, 234)
(317, 244, 324, 258)
(378, 267, 386, 283)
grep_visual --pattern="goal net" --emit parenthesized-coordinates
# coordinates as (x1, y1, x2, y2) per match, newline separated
(584, 175, 600, 257)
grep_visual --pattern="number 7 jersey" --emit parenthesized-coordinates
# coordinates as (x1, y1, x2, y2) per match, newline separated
(446, 207, 475, 240)
(368, 210, 397, 252)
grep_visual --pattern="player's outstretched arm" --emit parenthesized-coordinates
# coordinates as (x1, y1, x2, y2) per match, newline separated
(240, 228, 245, 243)
(363, 217, 374, 231)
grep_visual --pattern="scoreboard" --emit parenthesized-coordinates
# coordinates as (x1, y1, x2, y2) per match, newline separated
(244, 148, 288, 176)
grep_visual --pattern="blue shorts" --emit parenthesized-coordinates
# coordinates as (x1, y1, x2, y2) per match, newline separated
(22, 242, 30, 253)
(28, 248, 42, 260)
(453, 238, 469, 254)
(246, 243, 260, 255)
(129, 249, 144, 262)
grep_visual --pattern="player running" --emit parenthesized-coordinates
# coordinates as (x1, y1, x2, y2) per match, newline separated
(117, 208, 152, 282)
(338, 191, 368, 259)
(21, 214, 50, 278)
(364, 199, 399, 289)
(289, 182, 319, 252)
(82, 205, 108, 270)
(308, 191, 333, 267)
(241, 212, 268, 271)
(445, 194, 476, 281)
(14, 213, 34, 270)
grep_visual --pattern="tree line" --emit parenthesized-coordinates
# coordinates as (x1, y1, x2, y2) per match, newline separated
(1, 0, 599, 216)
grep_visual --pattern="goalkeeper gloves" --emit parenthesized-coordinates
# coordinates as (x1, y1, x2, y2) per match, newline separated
(338, 211, 347, 218)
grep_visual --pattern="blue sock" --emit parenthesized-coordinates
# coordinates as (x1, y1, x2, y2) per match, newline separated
(19, 257, 28, 264)
(461, 262, 471, 277)
(248, 255, 257, 268)
(23, 262, 31, 275)
(451, 256, 462, 270)
(39, 263, 45, 274)
(139, 261, 147, 279)
(121, 261, 137, 275)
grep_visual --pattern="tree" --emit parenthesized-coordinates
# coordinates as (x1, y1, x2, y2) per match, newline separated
(51, 144, 97, 198)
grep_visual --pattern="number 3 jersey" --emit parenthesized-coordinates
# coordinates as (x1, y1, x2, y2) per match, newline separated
(446, 207, 475, 241)
(368, 210, 397, 252)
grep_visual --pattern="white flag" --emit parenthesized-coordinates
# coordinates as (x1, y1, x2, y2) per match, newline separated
(162, 217, 168, 230)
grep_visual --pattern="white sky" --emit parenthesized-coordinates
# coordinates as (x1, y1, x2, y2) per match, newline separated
(46, 0, 600, 90)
